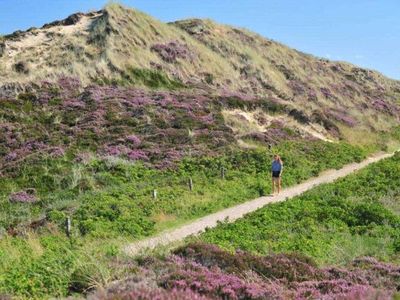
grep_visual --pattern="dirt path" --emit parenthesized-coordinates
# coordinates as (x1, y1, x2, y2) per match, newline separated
(124, 151, 395, 256)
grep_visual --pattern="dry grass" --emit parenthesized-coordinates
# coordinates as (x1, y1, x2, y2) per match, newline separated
(222, 108, 333, 141)
(0, 12, 101, 86)
(222, 109, 268, 135)
(338, 125, 385, 150)
(0, 2, 399, 144)
(152, 213, 177, 224)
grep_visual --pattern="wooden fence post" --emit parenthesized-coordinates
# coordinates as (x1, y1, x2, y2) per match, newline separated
(65, 217, 71, 238)
(221, 167, 225, 179)
(188, 177, 193, 191)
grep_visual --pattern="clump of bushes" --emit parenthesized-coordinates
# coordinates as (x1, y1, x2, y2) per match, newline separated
(200, 153, 400, 264)
(100, 243, 396, 299)
(372, 99, 400, 116)
(151, 41, 195, 63)
(174, 243, 324, 283)
(9, 189, 37, 203)
(326, 108, 358, 127)
(1, 137, 366, 237)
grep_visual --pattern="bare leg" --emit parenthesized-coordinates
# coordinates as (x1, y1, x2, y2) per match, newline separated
(278, 177, 282, 194)
(272, 177, 275, 194)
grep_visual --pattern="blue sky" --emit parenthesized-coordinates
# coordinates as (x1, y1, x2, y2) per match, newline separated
(1, 0, 399, 79)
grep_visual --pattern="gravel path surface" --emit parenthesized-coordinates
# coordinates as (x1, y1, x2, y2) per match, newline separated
(124, 152, 394, 256)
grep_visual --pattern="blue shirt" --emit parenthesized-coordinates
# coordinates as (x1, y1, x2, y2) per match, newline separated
(272, 160, 282, 172)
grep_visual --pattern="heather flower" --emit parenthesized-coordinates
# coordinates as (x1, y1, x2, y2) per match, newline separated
(151, 41, 195, 63)
(320, 87, 335, 99)
(198, 114, 214, 125)
(92, 243, 399, 300)
(103, 145, 130, 157)
(308, 90, 318, 101)
(330, 83, 356, 99)
(289, 80, 306, 96)
(193, 129, 210, 136)
(372, 99, 399, 116)
(100, 287, 210, 300)
(9, 189, 38, 203)
(127, 150, 149, 161)
(63, 98, 86, 109)
(57, 76, 82, 92)
(243, 128, 296, 145)
(48, 146, 65, 157)
(327, 109, 358, 127)
(219, 89, 254, 101)
(24, 141, 46, 151)
(161, 256, 279, 299)
(5, 151, 18, 161)
(165, 149, 183, 161)
(294, 280, 391, 300)
(126, 135, 141, 147)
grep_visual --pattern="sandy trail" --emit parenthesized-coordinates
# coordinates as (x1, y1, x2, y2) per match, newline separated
(124, 151, 395, 256)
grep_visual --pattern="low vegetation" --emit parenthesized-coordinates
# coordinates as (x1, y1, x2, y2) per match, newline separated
(95, 68, 185, 89)
(0, 75, 398, 299)
(92, 154, 400, 300)
(200, 153, 400, 266)
(1, 3, 400, 139)
(1, 140, 366, 236)
(0, 136, 367, 298)
(94, 242, 396, 299)
(1, 2, 400, 299)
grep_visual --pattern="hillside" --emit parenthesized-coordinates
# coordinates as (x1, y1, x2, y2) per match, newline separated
(0, 3, 400, 299)
(1, 3, 400, 148)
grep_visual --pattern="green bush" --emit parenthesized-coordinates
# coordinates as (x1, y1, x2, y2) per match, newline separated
(200, 153, 400, 265)
(0, 140, 366, 238)
(0, 140, 369, 298)
(95, 68, 184, 89)
(75, 193, 155, 238)
(0, 236, 76, 298)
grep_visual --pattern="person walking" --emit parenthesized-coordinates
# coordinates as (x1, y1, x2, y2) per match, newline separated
(271, 154, 283, 195)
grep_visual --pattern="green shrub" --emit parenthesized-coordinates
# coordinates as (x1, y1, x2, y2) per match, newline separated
(0, 236, 76, 298)
(0, 141, 387, 298)
(95, 68, 184, 89)
(200, 153, 400, 265)
(1, 140, 366, 238)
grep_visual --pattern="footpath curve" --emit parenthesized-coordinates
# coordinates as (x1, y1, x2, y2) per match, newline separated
(125, 151, 395, 256)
